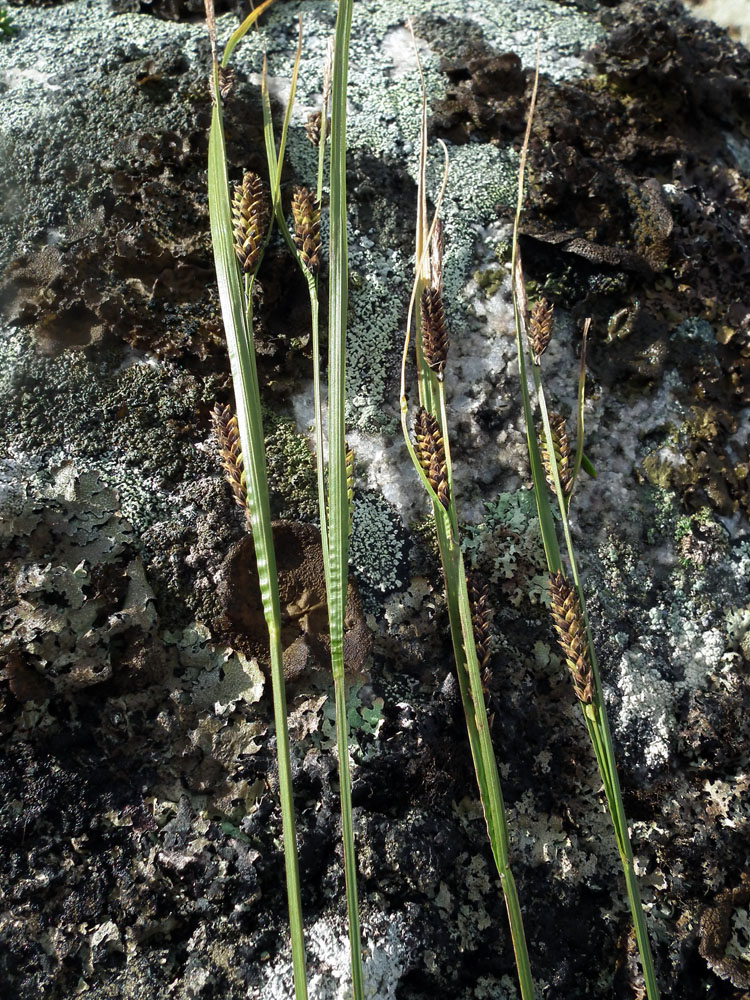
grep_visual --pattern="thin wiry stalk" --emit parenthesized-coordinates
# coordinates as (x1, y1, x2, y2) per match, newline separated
(327, 3, 365, 998)
(399, 23, 536, 1000)
(511, 52, 660, 1000)
(205, 2, 307, 997)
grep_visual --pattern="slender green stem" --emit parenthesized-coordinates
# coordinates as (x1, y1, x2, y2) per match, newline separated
(326, 3, 364, 997)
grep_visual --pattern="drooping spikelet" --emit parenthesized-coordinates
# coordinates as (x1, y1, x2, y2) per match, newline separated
(421, 287, 449, 379)
(548, 571, 594, 705)
(529, 298, 554, 364)
(291, 186, 321, 274)
(540, 412, 573, 497)
(211, 403, 248, 511)
(414, 408, 450, 510)
(232, 172, 269, 274)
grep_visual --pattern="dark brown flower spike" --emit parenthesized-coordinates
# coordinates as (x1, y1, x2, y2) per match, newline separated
(548, 571, 594, 705)
(540, 412, 573, 497)
(468, 573, 492, 697)
(232, 172, 269, 274)
(529, 298, 553, 364)
(211, 402, 248, 511)
(421, 287, 449, 379)
(305, 110, 323, 145)
(414, 408, 450, 510)
(291, 186, 322, 274)
(217, 65, 235, 101)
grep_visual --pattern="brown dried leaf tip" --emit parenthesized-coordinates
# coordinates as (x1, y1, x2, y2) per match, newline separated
(529, 298, 553, 364)
(421, 287, 449, 379)
(291, 186, 322, 274)
(211, 403, 248, 511)
(414, 408, 450, 510)
(232, 172, 269, 274)
(468, 573, 492, 696)
(548, 571, 594, 705)
(540, 412, 573, 497)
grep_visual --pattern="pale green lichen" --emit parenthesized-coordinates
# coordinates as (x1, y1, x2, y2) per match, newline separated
(350, 490, 407, 596)
(462, 490, 548, 605)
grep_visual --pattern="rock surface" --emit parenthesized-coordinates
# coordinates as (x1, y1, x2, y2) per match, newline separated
(1, 1, 749, 998)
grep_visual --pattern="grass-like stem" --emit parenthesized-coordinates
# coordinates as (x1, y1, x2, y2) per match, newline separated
(511, 52, 660, 1000)
(205, 3, 308, 995)
(399, 28, 536, 1000)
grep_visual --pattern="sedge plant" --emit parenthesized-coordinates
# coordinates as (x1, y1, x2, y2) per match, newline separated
(204, 0, 308, 996)
(207, 1, 365, 996)
(510, 59, 661, 1000)
(400, 32, 536, 1000)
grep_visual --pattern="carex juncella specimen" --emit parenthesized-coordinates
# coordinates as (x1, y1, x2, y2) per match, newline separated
(548, 571, 594, 705)
(232, 172, 269, 274)
(414, 408, 449, 510)
(210, 402, 248, 512)
(291, 186, 321, 274)
(540, 412, 573, 497)
(529, 298, 553, 364)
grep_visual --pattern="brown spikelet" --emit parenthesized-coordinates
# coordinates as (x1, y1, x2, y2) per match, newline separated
(211, 403, 248, 511)
(467, 573, 492, 688)
(305, 110, 323, 145)
(414, 408, 450, 510)
(291, 186, 322, 274)
(529, 298, 553, 364)
(548, 571, 594, 705)
(232, 172, 269, 274)
(217, 65, 235, 101)
(421, 287, 449, 379)
(540, 412, 573, 497)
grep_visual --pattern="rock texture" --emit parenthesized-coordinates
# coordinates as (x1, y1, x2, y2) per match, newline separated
(1, 1, 749, 998)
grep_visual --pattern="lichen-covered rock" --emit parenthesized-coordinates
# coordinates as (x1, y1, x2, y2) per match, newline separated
(2, 0, 750, 998)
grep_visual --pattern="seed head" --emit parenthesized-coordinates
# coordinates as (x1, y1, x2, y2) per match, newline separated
(414, 408, 450, 510)
(232, 172, 269, 274)
(217, 65, 234, 101)
(211, 403, 248, 512)
(421, 287, 449, 379)
(467, 574, 492, 693)
(540, 412, 573, 497)
(305, 110, 325, 145)
(548, 571, 594, 705)
(529, 298, 554, 364)
(291, 186, 321, 274)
